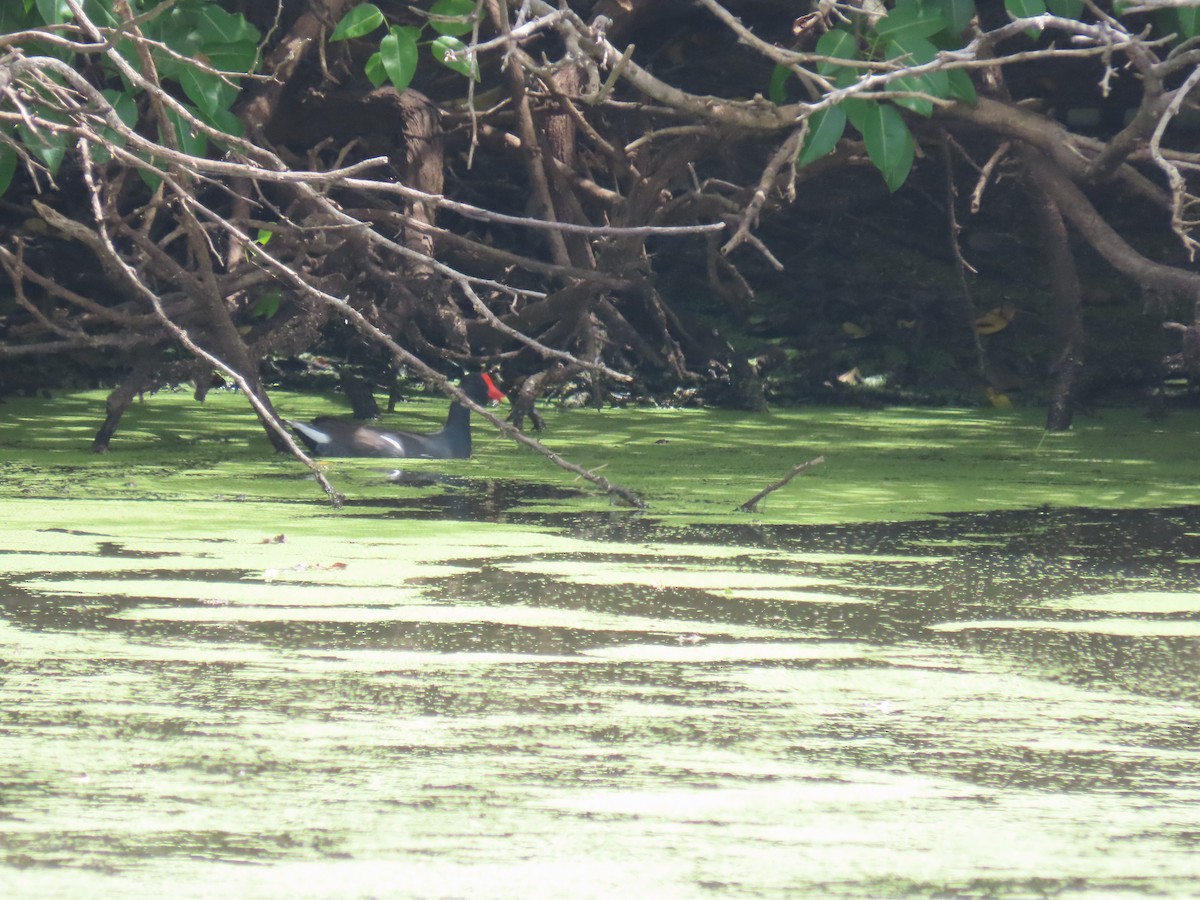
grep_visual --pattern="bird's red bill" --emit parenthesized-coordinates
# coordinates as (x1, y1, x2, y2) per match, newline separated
(482, 372, 506, 402)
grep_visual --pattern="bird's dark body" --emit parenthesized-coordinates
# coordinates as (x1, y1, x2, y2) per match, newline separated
(287, 373, 504, 459)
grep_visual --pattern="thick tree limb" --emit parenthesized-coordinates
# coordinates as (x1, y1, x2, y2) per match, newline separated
(1023, 151, 1200, 298)
(943, 97, 1168, 209)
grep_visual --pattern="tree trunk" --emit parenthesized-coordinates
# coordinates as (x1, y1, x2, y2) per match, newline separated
(1026, 154, 1085, 431)
(93, 352, 159, 452)
(340, 370, 380, 419)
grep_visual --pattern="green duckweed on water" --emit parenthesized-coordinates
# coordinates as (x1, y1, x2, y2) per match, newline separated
(1, 388, 1199, 522)
(3, 390, 1200, 898)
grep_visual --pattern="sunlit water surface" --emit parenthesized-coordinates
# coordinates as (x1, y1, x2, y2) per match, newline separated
(2, 497, 1200, 898)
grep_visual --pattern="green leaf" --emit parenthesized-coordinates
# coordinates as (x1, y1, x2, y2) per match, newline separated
(798, 106, 847, 167)
(0, 144, 19, 199)
(151, 52, 183, 81)
(138, 165, 164, 192)
(431, 35, 478, 80)
(111, 38, 143, 91)
(89, 88, 138, 163)
(946, 69, 976, 104)
(153, 6, 206, 57)
(145, 6, 207, 81)
(816, 28, 858, 77)
(859, 103, 915, 192)
(103, 88, 139, 131)
(88, 143, 113, 165)
(0, 4, 35, 32)
(834, 68, 871, 132)
(1005, 0, 1047, 37)
(1177, 6, 1200, 38)
(1045, 0, 1083, 18)
(365, 52, 388, 88)
(330, 3, 384, 41)
(931, 0, 976, 38)
(890, 33, 947, 72)
(256, 229, 273, 245)
(16, 83, 71, 176)
(428, 0, 476, 37)
(35, 0, 72, 25)
(197, 106, 244, 139)
(140, 106, 207, 192)
(1007, 0, 1048, 16)
(380, 29, 419, 90)
(161, 105, 207, 159)
(888, 82, 933, 117)
(885, 35, 949, 117)
(205, 40, 260, 74)
(20, 127, 67, 176)
(252, 289, 281, 319)
(195, 6, 258, 45)
(769, 64, 792, 105)
(82, 0, 117, 28)
(21, 35, 74, 63)
(874, 5, 949, 42)
(180, 66, 238, 116)
(843, 97, 872, 134)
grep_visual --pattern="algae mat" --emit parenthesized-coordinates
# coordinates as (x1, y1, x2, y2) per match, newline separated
(3, 390, 1200, 520)
(2, 493, 1200, 897)
(3, 393, 1200, 897)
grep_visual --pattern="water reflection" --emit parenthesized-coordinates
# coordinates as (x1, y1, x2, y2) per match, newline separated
(1, 502, 1199, 896)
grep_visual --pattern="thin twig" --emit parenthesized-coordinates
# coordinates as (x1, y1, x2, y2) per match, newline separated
(737, 457, 824, 512)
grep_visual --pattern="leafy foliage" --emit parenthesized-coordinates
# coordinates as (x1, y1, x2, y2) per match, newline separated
(782, 0, 1135, 193)
(333, 0, 481, 88)
(378, 27, 421, 91)
(0, 0, 261, 196)
(792, 0, 981, 190)
(797, 106, 847, 166)
(859, 103, 915, 192)
(427, 0, 476, 37)
(0, 1, 484, 198)
(1175, 5, 1200, 38)
(330, 3, 384, 41)
(1006, 0, 1047, 37)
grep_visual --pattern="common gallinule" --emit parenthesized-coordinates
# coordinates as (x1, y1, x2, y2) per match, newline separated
(287, 372, 505, 458)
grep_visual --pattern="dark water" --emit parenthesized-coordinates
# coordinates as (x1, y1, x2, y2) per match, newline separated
(2, 499, 1200, 897)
